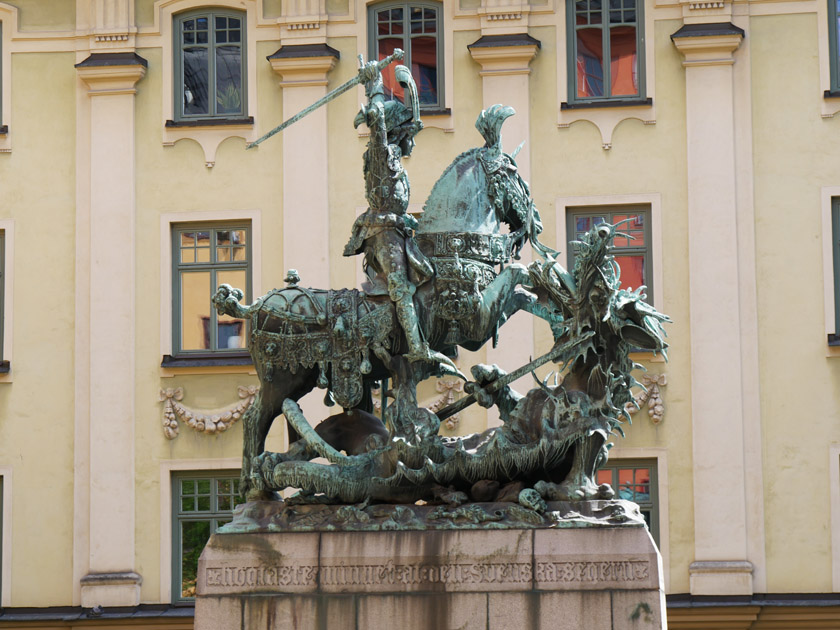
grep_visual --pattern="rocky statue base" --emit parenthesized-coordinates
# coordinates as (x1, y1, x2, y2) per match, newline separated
(195, 500, 665, 630)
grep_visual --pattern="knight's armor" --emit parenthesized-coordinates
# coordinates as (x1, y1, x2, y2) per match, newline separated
(343, 61, 433, 362)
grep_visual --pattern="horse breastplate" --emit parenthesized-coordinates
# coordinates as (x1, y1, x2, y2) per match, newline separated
(415, 231, 511, 265)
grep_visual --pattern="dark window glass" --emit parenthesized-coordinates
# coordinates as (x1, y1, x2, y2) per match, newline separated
(370, 2, 443, 109)
(176, 10, 246, 120)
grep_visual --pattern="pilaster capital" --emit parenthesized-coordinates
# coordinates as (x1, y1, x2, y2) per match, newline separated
(671, 22, 744, 67)
(468, 33, 540, 77)
(268, 44, 339, 88)
(75, 52, 147, 95)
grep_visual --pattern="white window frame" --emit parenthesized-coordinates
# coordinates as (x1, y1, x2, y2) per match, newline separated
(830, 444, 840, 591)
(0, 3, 16, 153)
(160, 209, 261, 366)
(158, 458, 240, 604)
(555, 193, 663, 312)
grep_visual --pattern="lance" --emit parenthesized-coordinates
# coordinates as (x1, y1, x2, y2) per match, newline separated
(434, 331, 595, 421)
(246, 48, 405, 149)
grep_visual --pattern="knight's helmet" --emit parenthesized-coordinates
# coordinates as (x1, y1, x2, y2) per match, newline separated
(354, 64, 423, 155)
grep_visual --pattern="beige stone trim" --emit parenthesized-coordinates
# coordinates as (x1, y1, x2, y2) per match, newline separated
(830, 444, 840, 590)
(556, 1, 657, 148)
(468, 43, 539, 76)
(0, 466, 12, 606)
(0, 219, 13, 383)
(672, 32, 743, 67)
(689, 560, 754, 595)
(158, 208, 262, 367)
(155, 0, 260, 164)
(76, 63, 147, 95)
(0, 3, 17, 154)
(269, 54, 338, 88)
(158, 458, 240, 604)
(554, 193, 664, 312)
(607, 447, 671, 592)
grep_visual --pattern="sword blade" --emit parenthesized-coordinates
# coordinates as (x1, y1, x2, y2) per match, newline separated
(246, 48, 404, 149)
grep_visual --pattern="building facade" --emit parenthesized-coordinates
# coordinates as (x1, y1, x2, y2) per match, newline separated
(0, 0, 839, 627)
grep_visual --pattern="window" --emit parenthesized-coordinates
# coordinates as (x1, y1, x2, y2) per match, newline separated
(174, 9, 246, 122)
(172, 223, 250, 356)
(567, 206, 652, 301)
(566, 0, 645, 105)
(172, 472, 244, 602)
(596, 459, 659, 544)
(368, 1, 443, 110)
(831, 0, 840, 93)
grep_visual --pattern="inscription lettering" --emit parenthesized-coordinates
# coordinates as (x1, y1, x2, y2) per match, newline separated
(535, 560, 649, 584)
(205, 561, 532, 589)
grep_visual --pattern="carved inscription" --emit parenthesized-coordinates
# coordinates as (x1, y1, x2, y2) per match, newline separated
(321, 561, 532, 587)
(204, 561, 531, 590)
(535, 561, 649, 584)
(205, 565, 318, 589)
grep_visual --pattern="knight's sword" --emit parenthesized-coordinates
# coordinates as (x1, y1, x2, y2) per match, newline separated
(434, 332, 595, 421)
(246, 48, 405, 149)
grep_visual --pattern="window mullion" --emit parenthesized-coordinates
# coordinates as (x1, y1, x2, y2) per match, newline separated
(603, 21, 612, 99)
(208, 14, 217, 117)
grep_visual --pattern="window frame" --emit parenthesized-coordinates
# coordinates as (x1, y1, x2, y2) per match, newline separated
(171, 222, 252, 358)
(171, 471, 243, 604)
(565, 0, 646, 106)
(367, 0, 445, 112)
(566, 205, 653, 302)
(0, 230, 4, 364)
(832, 198, 840, 338)
(830, 0, 840, 93)
(173, 8, 248, 123)
(596, 458, 659, 545)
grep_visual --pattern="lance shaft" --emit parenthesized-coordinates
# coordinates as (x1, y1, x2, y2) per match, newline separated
(435, 332, 594, 421)
(246, 48, 404, 149)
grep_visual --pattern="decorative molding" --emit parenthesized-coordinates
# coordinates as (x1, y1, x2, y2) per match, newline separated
(424, 379, 465, 431)
(159, 385, 259, 439)
(268, 49, 338, 88)
(671, 23, 744, 67)
(468, 34, 540, 77)
(688, 1, 725, 8)
(75, 53, 147, 95)
(277, 0, 328, 40)
(626, 373, 667, 424)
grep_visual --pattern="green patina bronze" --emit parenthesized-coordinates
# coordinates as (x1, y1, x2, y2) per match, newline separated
(213, 55, 670, 517)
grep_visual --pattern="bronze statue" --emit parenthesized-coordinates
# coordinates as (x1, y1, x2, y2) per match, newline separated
(215, 54, 670, 510)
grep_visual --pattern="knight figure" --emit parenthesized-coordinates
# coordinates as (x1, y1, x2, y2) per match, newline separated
(343, 58, 447, 367)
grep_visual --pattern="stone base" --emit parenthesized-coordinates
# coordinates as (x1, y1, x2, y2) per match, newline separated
(196, 502, 665, 630)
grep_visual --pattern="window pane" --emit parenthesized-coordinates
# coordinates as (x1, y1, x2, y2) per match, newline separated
(216, 46, 243, 115)
(181, 248, 195, 264)
(596, 469, 612, 486)
(412, 35, 438, 105)
(217, 248, 230, 262)
(610, 25, 638, 96)
(181, 271, 211, 350)
(197, 479, 211, 494)
(180, 232, 196, 247)
(183, 47, 209, 115)
(576, 0, 602, 26)
(613, 213, 645, 247)
(577, 29, 604, 98)
(378, 37, 405, 101)
(181, 520, 211, 598)
(614, 254, 645, 291)
(218, 495, 231, 511)
(232, 246, 246, 261)
(216, 230, 231, 246)
(197, 495, 211, 511)
(181, 496, 195, 512)
(231, 230, 246, 245)
(217, 269, 247, 349)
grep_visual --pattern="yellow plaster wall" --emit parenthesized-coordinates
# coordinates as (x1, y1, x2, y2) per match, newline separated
(6, 0, 75, 30)
(750, 12, 840, 592)
(0, 52, 77, 606)
(135, 0, 155, 27)
(132, 43, 278, 602)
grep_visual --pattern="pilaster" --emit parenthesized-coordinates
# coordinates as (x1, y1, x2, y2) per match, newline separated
(672, 22, 761, 596)
(75, 52, 146, 608)
(468, 34, 539, 411)
(267, 45, 338, 291)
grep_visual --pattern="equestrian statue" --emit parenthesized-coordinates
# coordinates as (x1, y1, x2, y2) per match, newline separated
(214, 51, 670, 511)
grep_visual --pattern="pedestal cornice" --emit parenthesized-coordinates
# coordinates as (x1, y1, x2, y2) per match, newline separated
(671, 23, 744, 67)
(268, 44, 339, 88)
(468, 34, 540, 76)
(75, 52, 147, 95)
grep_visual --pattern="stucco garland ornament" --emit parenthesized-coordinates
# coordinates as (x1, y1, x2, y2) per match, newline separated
(424, 379, 465, 431)
(624, 373, 667, 424)
(159, 385, 259, 439)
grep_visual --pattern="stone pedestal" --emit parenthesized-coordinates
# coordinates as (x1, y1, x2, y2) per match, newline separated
(195, 502, 665, 630)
